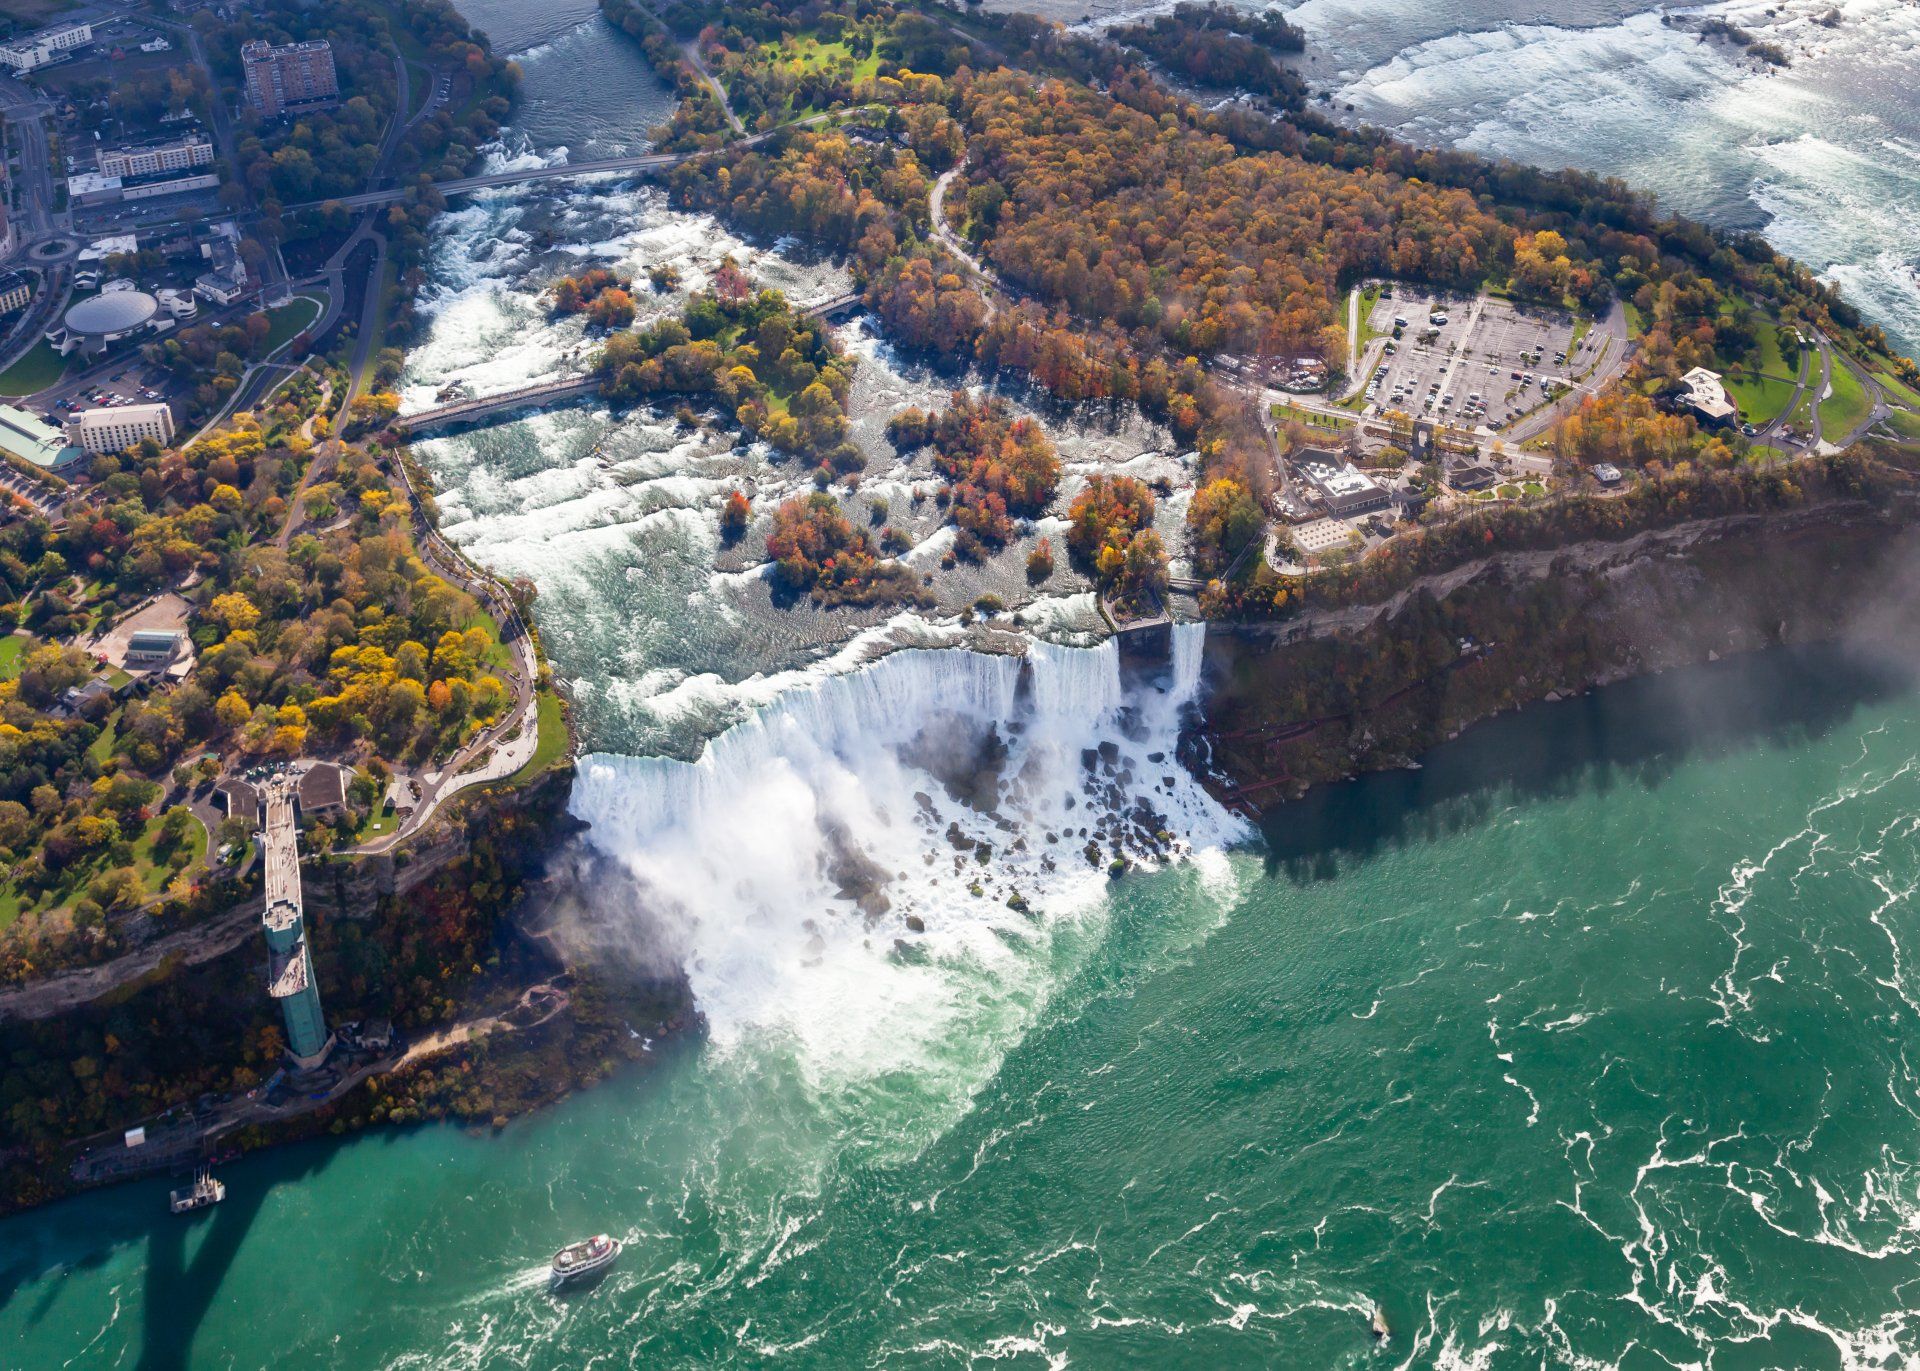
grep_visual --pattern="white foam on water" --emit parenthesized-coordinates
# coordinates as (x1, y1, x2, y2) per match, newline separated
(1316, 0, 1920, 353)
(569, 626, 1244, 1143)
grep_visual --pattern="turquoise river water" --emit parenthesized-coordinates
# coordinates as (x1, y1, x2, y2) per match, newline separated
(7, 648, 1920, 1367)
(6, 0, 1920, 1363)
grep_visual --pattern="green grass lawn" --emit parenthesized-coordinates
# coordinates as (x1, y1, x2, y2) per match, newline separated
(0, 809, 205, 931)
(0, 340, 68, 396)
(0, 632, 31, 681)
(1819, 359, 1873, 439)
(1272, 402, 1353, 430)
(1623, 302, 1647, 339)
(353, 803, 400, 842)
(1719, 316, 1800, 427)
(1883, 407, 1920, 443)
(1356, 283, 1384, 348)
(768, 35, 881, 81)
(86, 705, 122, 766)
(131, 811, 206, 896)
(507, 687, 570, 786)
(259, 296, 323, 357)
(1870, 365, 1920, 411)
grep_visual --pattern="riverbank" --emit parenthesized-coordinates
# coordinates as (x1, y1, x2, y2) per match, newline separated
(1198, 491, 1920, 811)
(0, 767, 694, 1218)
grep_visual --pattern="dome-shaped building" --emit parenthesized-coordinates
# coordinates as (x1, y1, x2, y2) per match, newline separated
(63, 286, 158, 341)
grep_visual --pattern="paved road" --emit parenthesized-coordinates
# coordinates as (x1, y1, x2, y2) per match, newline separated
(929, 163, 995, 288)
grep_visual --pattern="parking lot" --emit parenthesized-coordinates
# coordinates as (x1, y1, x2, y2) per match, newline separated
(32, 362, 175, 430)
(1357, 288, 1594, 433)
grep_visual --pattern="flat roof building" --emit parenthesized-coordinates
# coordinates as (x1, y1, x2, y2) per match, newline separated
(97, 137, 213, 181)
(0, 22, 92, 73)
(68, 402, 174, 455)
(0, 271, 30, 314)
(241, 39, 338, 118)
(1300, 459, 1390, 517)
(0, 404, 83, 469)
(125, 628, 186, 668)
(1680, 367, 1736, 427)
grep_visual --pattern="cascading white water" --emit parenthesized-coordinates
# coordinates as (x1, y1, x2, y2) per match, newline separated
(568, 625, 1243, 1108)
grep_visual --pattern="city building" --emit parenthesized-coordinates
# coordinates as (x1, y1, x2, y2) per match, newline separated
(121, 172, 220, 202)
(0, 21, 92, 73)
(0, 404, 83, 469)
(124, 628, 187, 669)
(68, 401, 175, 455)
(96, 136, 213, 180)
(194, 232, 249, 305)
(0, 270, 30, 313)
(295, 762, 349, 825)
(1680, 367, 1736, 427)
(217, 779, 260, 828)
(157, 287, 198, 320)
(1447, 461, 1499, 491)
(241, 38, 338, 117)
(66, 171, 122, 207)
(53, 284, 161, 353)
(1299, 459, 1390, 517)
(67, 168, 219, 206)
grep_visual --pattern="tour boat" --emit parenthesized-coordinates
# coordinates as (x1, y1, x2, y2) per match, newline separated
(169, 1167, 225, 1214)
(550, 1233, 622, 1285)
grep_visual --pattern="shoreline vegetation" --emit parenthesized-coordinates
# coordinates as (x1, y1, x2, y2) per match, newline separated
(0, 2, 653, 1216)
(602, 0, 1918, 622)
(7, 0, 1920, 1219)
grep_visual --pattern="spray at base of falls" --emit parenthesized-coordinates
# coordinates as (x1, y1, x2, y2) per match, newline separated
(567, 624, 1243, 1146)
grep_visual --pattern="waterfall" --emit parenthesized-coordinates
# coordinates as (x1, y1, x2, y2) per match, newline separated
(566, 631, 1243, 1097)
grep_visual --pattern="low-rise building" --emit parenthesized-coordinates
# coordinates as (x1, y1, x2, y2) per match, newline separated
(1592, 462, 1624, 487)
(125, 628, 187, 669)
(121, 172, 219, 202)
(1447, 461, 1499, 492)
(1299, 459, 1390, 517)
(296, 762, 350, 826)
(97, 137, 214, 180)
(1680, 367, 1736, 427)
(194, 233, 249, 306)
(0, 404, 83, 469)
(217, 780, 261, 828)
(0, 21, 92, 73)
(53, 677, 114, 718)
(68, 402, 174, 455)
(66, 171, 123, 207)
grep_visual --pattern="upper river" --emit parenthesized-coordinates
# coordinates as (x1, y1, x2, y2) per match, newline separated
(6, 1, 1920, 1366)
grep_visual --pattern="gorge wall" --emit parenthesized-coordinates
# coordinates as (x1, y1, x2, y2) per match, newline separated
(1198, 496, 1920, 812)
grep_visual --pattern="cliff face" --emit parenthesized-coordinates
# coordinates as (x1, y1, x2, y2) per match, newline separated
(1197, 498, 1920, 813)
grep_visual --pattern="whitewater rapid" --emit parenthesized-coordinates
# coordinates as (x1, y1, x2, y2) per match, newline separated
(567, 627, 1244, 1130)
